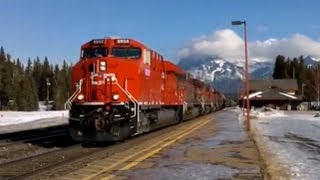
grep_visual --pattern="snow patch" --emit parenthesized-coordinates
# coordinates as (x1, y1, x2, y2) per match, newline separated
(279, 92, 298, 99)
(0, 111, 68, 126)
(238, 107, 320, 179)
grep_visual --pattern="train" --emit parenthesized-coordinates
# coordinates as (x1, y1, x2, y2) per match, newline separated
(65, 37, 228, 142)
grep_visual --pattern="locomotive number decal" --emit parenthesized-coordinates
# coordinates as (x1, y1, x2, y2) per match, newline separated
(145, 68, 150, 76)
(90, 73, 116, 85)
(91, 73, 103, 85)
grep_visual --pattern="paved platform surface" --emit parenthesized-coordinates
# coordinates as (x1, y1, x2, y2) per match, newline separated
(113, 108, 264, 179)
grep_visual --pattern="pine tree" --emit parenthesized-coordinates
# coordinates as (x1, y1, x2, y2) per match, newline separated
(39, 57, 53, 102)
(26, 58, 32, 75)
(0, 47, 6, 108)
(53, 61, 72, 109)
(0, 56, 15, 109)
(16, 78, 29, 110)
(33, 57, 42, 100)
(0, 47, 73, 110)
(26, 76, 39, 110)
(273, 55, 289, 79)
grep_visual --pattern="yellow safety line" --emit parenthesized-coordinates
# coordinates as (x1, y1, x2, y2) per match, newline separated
(83, 118, 210, 180)
(120, 120, 210, 170)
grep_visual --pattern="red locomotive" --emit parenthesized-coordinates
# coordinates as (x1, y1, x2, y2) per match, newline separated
(65, 37, 226, 142)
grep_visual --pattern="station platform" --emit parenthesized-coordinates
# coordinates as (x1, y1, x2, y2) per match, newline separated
(62, 108, 265, 179)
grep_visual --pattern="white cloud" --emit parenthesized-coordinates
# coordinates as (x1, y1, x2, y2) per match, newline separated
(178, 29, 320, 64)
(178, 29, 243, 60)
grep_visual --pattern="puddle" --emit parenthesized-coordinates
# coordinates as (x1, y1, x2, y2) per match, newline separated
(125, 163, 239, 180)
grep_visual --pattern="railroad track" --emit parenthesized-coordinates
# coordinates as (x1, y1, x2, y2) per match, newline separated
(0, 125, 74, 148)
(0, 124, 69, 142)
(0, 125, 76, 165)
(0, 144, 105, 179)
(0, 115, 212, 180)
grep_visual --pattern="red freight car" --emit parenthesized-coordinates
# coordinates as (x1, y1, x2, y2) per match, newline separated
(65, 37, 225, 142)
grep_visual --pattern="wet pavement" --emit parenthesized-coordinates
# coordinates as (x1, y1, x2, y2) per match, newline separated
(116, 108, 264, 179)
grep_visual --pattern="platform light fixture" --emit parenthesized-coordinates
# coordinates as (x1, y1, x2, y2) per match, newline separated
(231, 20, 250, 131)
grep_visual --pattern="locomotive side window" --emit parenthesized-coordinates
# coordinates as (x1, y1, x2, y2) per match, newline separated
(111, 47, 141, 59)
(82, 48, 108, 58)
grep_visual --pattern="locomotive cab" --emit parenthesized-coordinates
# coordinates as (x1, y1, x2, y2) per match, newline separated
(67, 38, 168, 142)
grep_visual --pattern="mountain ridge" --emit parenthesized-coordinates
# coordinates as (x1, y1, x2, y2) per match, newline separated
(177, 55, 319, 94)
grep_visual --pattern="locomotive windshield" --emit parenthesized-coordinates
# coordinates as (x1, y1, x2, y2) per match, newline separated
(111, 47, 141, 59)
(82, 48, 108, 58)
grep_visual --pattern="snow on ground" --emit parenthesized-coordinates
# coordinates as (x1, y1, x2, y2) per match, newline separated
(237, 107, 320, 180)
(0, 111, 68, 134)
(0, 111, 68, 126)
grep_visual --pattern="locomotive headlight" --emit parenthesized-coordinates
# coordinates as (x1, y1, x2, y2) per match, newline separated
(112, 94, 120, 100)
(100, 61, 106, 71)
(77, 94, 84, 100)
(100, 66, 106, 71)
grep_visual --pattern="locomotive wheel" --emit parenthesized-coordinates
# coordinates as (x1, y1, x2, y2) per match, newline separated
(177, 108, 183, 123)
(110, 123, 121, 137)
(139, 112, 150, 133)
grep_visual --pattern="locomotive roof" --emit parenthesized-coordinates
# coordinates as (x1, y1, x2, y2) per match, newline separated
(82, 37, 149, 49)
(164, 61, 185, 75)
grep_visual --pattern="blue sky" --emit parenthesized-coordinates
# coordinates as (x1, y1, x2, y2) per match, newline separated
(1, 0, 320, 64)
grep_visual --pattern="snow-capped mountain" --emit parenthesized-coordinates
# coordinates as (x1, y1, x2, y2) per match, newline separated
(304, 55, 319, 67)
(178, 55, 244, 81)
(178, 52, 320, 94)
(178, 55, 275, 94)
(178, 54, 320, 94)
(178, 55, 243, 94)
(250, 61, 274, 79)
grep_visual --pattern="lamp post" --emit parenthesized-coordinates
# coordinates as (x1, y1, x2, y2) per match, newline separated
(46, 77, 51, 110)
(317, 63, 320, 108)
(232, 20, 250, 131)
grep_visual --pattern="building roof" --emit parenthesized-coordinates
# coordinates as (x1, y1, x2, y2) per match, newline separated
(246, 89, 301, 101)
(250, 79, 298, 92)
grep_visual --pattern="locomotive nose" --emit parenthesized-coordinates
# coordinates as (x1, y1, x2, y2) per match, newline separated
(93, 89, 106, 101)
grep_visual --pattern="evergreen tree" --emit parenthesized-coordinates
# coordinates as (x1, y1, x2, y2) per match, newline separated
(0, 57, 14, 109)
(16, 58, 23, 73)
(273, 55, 289, 79)
(26, 58, 32, 75)
(304, 63, 319, 102)
(26, 76, 39, 110)
(16, 78, 29, 110)
(292, 57, 299, 79)
(32, 57, 42, 100)
(53, 61, 72, 109)
(39, 57, 53, 101)
(0, 47, 73, 110)
(0, 47, 5, 108)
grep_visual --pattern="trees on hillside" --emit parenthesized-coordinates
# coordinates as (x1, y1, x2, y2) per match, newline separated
(273, 54, 317, 101)
(0, 46, 72, 111)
